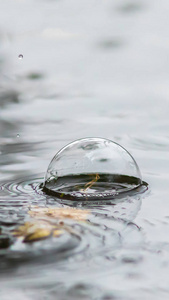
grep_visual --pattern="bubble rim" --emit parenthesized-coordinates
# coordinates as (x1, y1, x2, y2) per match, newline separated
(43, 179, 148, 203)
(44, 137, 142, 183)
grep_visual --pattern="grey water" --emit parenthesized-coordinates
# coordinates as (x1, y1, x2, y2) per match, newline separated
(0, 0, 169, 299)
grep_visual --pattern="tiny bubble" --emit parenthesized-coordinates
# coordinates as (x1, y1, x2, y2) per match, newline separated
(18, 54, 23, 59)
(16, 134, 20, 138)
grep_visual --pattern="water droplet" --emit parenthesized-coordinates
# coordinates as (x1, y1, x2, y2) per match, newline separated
(16, 134, 20, 138)
(18, 54, 23, 59)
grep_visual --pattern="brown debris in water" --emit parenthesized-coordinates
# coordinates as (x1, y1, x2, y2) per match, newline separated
(12, 221, 64, 243)
(11, 207, 89, 243)
(82, 173, 100, 192)
(28, 206, 90, 221)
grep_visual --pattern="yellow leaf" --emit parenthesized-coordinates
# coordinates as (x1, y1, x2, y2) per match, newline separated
(53, 229, 64, 237)
(11, 220, 66, 243)
(23, 228, 51, 243)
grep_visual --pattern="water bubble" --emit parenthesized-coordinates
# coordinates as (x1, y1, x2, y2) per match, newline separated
(43, 138, 148, 201)
(16, 134, 20, 138)
(18, 54, 23, 59)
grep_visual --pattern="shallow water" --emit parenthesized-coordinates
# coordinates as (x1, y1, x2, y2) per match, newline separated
(1, 0, 169, 299)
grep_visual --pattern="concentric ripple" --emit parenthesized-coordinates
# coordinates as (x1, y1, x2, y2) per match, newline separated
(0, 172, 146, 275)
(0, 177, 43, 197)
(0, 177, 46, 226)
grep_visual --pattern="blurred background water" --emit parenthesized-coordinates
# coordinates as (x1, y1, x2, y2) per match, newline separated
(1, 0, 169, 299)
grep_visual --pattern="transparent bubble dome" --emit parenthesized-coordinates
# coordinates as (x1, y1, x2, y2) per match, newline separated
(43, 138, 147, 201)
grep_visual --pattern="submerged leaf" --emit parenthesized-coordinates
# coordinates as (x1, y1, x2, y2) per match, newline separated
(23, 228, 52, 243)
(29, 207, 89, 221)
(10, 207, 88, 244)
(11, 220, 64, 243)
(53, 229, 64, 237)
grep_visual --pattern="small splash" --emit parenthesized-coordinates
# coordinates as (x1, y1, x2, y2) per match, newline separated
(18, 54, 23, 59)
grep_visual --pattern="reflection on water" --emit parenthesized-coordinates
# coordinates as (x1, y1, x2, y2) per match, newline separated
(0, 0, 169, 299)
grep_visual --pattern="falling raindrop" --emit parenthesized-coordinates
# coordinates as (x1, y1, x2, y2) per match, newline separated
(18, 54, 23, 59)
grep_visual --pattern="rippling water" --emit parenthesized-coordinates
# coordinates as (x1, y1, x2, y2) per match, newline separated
(1, 0, 169, 299)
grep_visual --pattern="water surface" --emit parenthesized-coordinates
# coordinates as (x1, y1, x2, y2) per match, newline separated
(1, 0, 169, 299)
